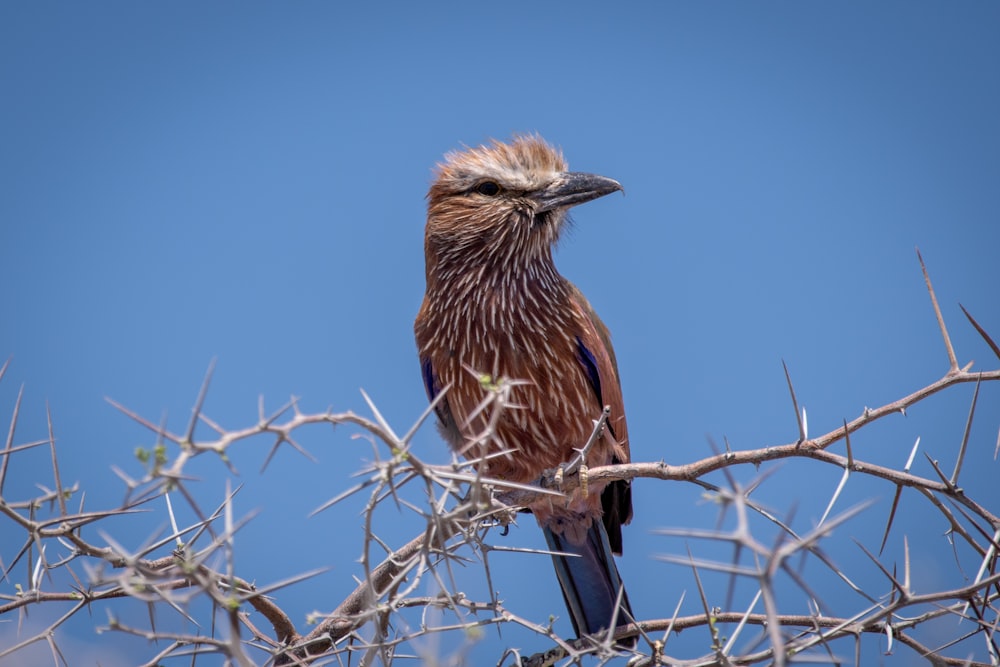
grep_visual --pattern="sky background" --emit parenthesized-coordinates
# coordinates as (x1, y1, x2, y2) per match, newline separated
(1, 2, 998, 665)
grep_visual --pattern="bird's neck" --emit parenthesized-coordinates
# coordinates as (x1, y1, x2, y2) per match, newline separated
(425, 249, 571, 328)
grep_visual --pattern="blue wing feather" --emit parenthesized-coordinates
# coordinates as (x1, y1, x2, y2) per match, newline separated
(576, 336, 604, 407)
(421, 357, 437, 402)
(421, 356, 461, 447)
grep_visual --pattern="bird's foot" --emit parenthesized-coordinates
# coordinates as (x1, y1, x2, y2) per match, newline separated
(551, 462, 590, 497)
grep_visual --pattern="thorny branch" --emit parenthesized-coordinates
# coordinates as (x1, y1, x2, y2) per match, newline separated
(1, 256, 998, 666)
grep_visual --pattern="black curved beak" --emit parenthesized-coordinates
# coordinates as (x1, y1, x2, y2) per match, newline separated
(533, 172, 624, 213)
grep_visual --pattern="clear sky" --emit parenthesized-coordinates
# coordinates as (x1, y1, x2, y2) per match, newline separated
(2, 2, 998, 665)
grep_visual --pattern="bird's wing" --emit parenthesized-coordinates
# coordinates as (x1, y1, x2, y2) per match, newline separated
(419, 356, 463, 449)
(567, 282, 633, 553)
(416, 295, 464, 451)
(567, 282, 629, 460)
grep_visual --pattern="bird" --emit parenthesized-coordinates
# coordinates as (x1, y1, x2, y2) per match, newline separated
(414, 135, 633, 643)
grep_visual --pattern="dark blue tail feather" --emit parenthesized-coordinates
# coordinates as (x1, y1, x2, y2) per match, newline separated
(543, 518, 634, 646)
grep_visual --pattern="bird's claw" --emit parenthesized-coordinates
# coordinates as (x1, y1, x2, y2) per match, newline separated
(548, 462, 589, 497)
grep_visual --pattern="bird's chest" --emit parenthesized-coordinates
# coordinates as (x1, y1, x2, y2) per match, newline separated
(427, 286, 578, 382)
(422, 292, 598, 477)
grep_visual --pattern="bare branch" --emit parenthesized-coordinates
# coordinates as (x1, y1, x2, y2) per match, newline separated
(917, 247, 959, 373)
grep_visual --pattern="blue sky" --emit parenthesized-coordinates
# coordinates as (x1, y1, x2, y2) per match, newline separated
(2, 2, 998, 665)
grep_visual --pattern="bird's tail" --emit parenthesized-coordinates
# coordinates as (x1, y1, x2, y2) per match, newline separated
(543, 518, 634, 646)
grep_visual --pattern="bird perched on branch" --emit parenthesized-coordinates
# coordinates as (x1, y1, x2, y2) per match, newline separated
(414, 135, 633, 643)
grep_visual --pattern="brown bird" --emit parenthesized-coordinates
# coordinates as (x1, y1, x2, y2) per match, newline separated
(414, 135, 632, 642)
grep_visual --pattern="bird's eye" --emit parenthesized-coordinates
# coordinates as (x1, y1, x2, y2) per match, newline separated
(475, 181, 501, 196)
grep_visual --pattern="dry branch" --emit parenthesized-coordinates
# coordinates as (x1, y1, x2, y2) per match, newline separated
(1, 258, 998, 666)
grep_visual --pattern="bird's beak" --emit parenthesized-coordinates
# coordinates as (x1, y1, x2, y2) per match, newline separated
(533, 172, 624, 213)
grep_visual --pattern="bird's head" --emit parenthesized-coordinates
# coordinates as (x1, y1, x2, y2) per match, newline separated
(424, 135, 622, 275)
